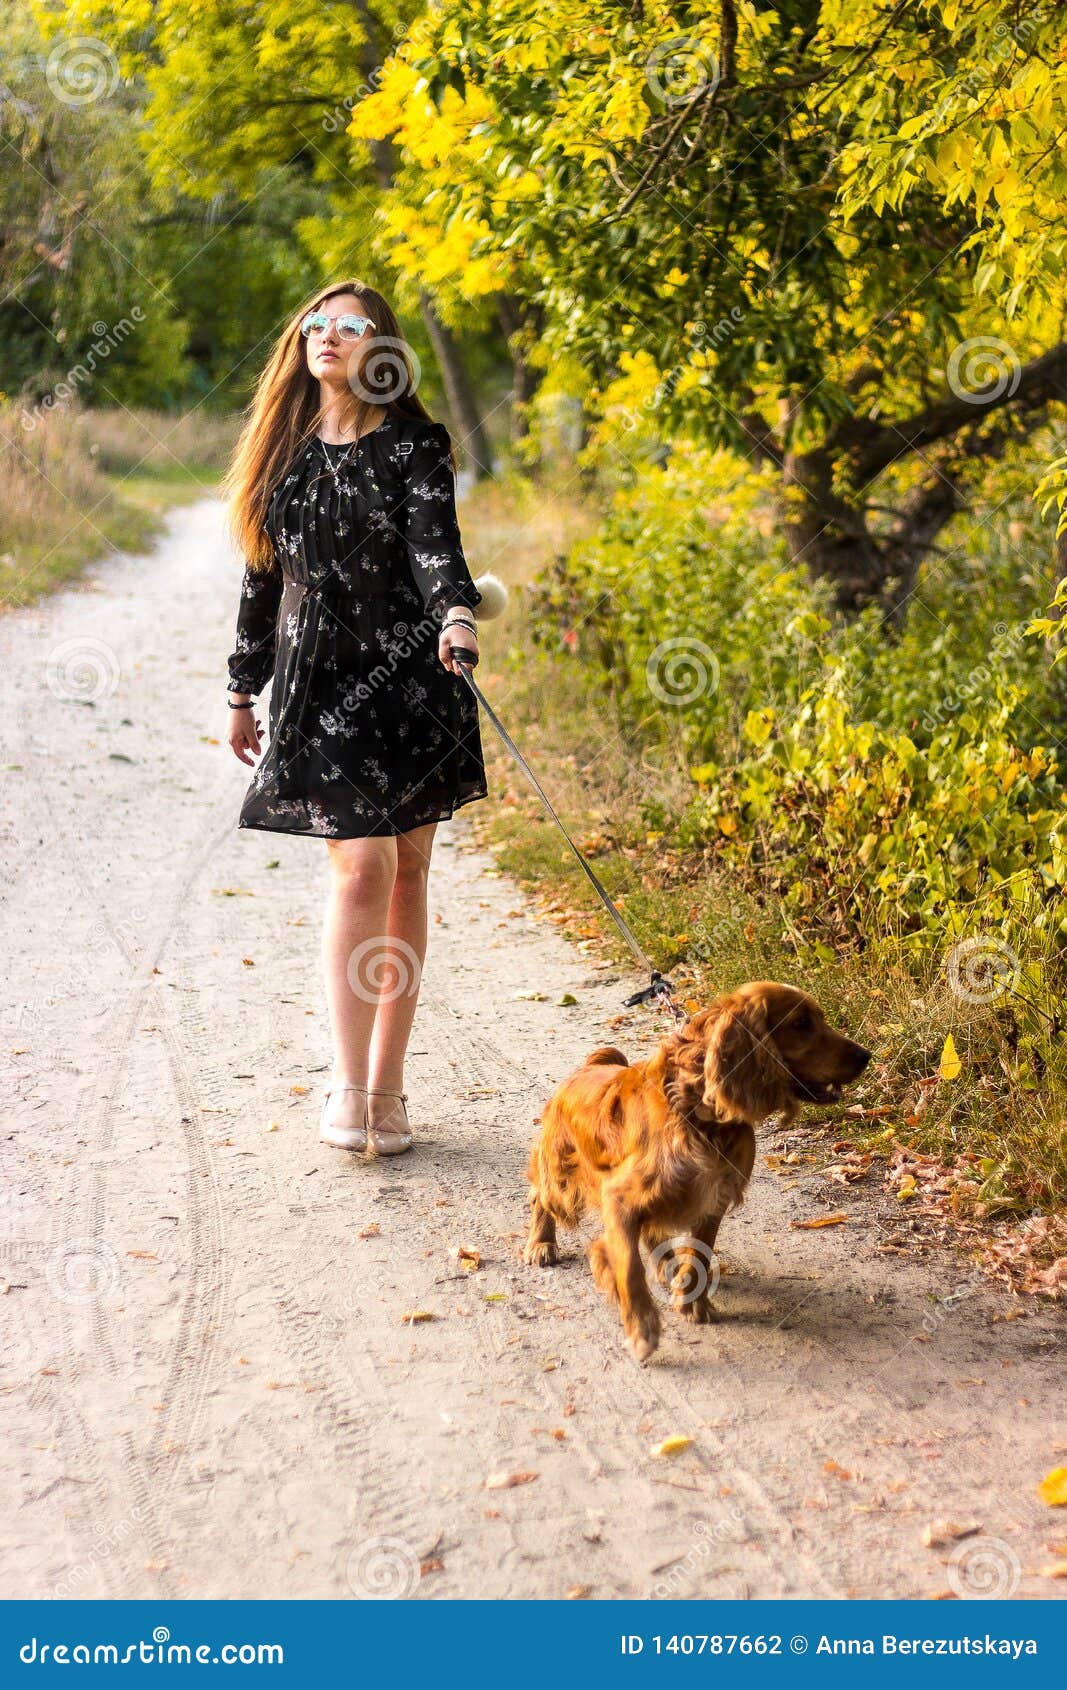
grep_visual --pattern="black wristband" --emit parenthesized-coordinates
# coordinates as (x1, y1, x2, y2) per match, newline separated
(228, 699, 255, 709)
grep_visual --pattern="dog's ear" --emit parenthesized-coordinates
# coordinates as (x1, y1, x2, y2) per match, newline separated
(702, 997, 794, 1125)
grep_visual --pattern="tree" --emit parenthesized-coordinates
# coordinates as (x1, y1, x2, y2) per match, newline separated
(349, 0, 1067, 609)
(41, 0, 499, 468)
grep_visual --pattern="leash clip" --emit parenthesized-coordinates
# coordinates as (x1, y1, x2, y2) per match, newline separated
(625, 970, 684, 1019)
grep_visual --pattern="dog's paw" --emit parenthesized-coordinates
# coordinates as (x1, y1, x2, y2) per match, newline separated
(524, 1240, 559, 1268)
(625, 1307, 661, 1363)
(674, 1295, 717, 1325)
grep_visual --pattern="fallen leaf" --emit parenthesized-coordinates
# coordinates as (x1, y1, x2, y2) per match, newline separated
(126, 1250, 158, 1261)
(1038, 1467, 1067, 1506)
(267, 1120, 281, 1132)
(400, 1309, 436, 1325)
(420, 1557, 444, 1576)
(651, 1435, 692, 1458)
(289, 1084, 309, 1096)
(145, 1559, 168, 1572)
(486, 1470, 539, 1489)
(557, 993, 578, 1007)
(896, 1174, 918, 1201)
(921, 1521, 980, 1548)
(824, 1461, 854, 1482)
(358, 1223, 380, 1239)
(791, 1213, 849, 1230)
(1039, 1562, 1067, 1579)
(938, 1034, 961, 1081)
(566, 1585, 592, 1599)
(450, 1245, 481, 1271)
(483, 1292, 508, 1303)
(241, 957, 255, 967)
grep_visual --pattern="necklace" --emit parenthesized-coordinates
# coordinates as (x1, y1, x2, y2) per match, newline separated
(306, 433, 361, 494)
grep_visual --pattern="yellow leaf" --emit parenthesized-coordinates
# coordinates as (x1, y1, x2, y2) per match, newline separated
(897, 1174, 917, 1201)
(790, 1213, 849, 1230)
(1038, 1467, 1067, 1506)
(399, 1309, 437, 1325)
(939, 1034, 961, 1081)
(651, 1435, 692, 1457)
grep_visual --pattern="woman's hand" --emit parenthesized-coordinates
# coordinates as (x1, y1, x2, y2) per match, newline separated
(438, 618, 479, 677)
(227, 696, 264, 766)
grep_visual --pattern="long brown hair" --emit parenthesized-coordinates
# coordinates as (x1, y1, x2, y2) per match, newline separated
(223, 279, 439, 571)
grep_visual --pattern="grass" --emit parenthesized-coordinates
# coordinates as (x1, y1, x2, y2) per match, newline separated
(0, 403, 236, 610)
(462, 470, 1067, 1254)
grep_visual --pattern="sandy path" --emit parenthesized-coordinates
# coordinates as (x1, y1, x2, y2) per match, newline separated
(0, 497, 1063, 1602)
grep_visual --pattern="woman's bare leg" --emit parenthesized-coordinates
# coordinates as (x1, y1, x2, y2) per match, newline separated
(367, 822, 436, 1132)
(322, 835, 398, 1128)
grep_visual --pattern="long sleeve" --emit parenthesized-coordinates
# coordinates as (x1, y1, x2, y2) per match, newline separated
(398, 422, 482, 619)
(227, 563, 283, 694)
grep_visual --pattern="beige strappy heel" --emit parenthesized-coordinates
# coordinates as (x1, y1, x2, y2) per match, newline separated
(366, 1089, 412, 1156)
(319, 1083, 369, 1152)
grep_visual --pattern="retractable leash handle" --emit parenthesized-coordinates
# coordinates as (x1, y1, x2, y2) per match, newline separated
(452, 653, 685, 1021)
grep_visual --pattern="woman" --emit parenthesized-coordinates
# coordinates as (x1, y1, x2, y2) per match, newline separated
(224, 279, 493, 1158)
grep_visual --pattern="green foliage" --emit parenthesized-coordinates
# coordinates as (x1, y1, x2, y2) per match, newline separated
(530, 443, 1067, 985)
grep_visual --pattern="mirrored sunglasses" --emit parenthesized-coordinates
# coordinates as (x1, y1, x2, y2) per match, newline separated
(300, 310, 375, 342)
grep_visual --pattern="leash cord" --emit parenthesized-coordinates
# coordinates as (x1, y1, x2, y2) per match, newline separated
(454, 656, 684, 1020)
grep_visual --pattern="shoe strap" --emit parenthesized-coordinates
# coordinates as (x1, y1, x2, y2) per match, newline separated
(325, 1083, 369, 1098)
(367, 1088, 407, 1101)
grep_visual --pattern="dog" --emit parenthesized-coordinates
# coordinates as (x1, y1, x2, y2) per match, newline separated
(523, 981, 872, 1360)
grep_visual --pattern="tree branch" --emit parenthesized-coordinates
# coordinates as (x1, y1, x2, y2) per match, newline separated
(844, 340, 1067, 483)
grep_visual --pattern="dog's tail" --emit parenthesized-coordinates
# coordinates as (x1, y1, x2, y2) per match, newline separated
(586, 1046, 628, 1068)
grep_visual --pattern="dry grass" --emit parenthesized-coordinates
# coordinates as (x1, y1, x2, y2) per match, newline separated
(0, 401, 236, 610)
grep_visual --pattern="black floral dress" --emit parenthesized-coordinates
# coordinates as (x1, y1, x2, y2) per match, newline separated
(226, 412, 486, 838)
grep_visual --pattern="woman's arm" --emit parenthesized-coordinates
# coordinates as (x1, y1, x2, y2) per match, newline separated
(399, 422, 482, 614)
(227, 563, 283, 696)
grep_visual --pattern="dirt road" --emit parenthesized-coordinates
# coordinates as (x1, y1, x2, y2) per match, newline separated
(1, 498, 1063, 1602)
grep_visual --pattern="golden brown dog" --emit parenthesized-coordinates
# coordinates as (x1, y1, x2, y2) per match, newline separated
(524, 981, 871, 1361)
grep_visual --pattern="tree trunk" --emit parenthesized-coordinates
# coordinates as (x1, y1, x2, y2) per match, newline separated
(497, 293, 543, 445)
(417, 291, 493, 479)
(781, 445, 896, 613)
